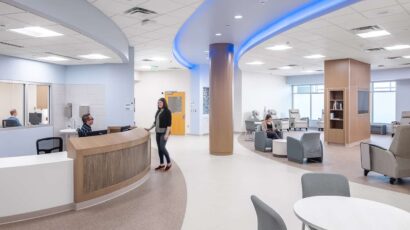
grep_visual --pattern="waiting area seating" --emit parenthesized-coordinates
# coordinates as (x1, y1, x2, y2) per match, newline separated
(245, 120, 258, 141)
(289, 109, 309, 131)
(287, 133, 323, 164)
(360, 125, 410, 184)
(267, 109, 289, 131)
(254, 127, 273, 152)
(251, 195, 287, 230)
(317, 109, 324, 131)
(392, 111, 410, 137)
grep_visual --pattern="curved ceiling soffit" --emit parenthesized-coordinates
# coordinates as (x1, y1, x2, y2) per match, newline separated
(173, 0, 359, 69)
(2, 0, 130, 63)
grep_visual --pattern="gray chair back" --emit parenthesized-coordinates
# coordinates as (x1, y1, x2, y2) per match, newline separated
(301, 173, 350, 198)
(389, 125, 410, 159)
(245, 120, 257, 132)
(289, 109, 300, 120)
(251, 195, 287, 230)
(301, 133, 321, 155)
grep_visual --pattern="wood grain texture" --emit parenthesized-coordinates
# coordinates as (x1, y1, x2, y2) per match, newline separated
(209, 43, 234, 155)
(68, 128, 151, 203)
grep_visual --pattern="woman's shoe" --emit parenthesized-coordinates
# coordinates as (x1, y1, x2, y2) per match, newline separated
(155, 165, 165, 170)
(164, 164, 172, 171)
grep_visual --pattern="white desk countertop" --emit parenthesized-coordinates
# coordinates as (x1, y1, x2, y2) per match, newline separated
(294, 196, 410, 230)
(0, 152, 71, 168)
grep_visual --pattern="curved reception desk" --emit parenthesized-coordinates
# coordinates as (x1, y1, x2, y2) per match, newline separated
(0, 128, 150, 224)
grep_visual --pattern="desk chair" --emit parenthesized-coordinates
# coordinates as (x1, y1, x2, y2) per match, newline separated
(36, 137, 63, 154)
(251, 195, 287, 230)
(2, 119, 19, 128)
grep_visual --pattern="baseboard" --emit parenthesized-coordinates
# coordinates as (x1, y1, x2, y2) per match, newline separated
(0, 203, 74, 225)
(346, 139, 370, 147)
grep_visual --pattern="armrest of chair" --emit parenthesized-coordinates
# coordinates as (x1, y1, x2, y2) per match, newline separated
(287, 136, 303, 161)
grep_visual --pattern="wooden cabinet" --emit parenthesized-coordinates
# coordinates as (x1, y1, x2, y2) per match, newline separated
(36, 85, 49, 109)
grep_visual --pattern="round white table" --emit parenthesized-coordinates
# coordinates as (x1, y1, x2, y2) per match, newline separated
(272, 139, 287, 157)
(294, 196, 410, 230)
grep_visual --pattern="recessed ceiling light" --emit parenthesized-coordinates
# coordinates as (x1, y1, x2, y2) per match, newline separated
(37, 56, 68, 62)
(302, 70, 315, 73)
(234, 15, 243, 19)
(246, 61, 264, 65)
(279, 66, 292, 70)
(266, 44, 293, 51)
(384, 45, 410, 51)
(357, 30, 390, 38)
(215, 33, 222, 36)
(304, 54, 325, 59)
(79, 53, 110, 60)
(150, 57, 167, 61)
(403, 55, 410, 59)
(8, 26, 63, 38)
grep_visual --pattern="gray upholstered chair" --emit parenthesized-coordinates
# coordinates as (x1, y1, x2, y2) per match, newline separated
(360, 125, 410, 184)
(255, 128, 272, 152)
(301, 173, 350, 230)
(392, 111, 410, 137)
(317, 109, 324, 131)
(251, 195, 287, 230)
(289, 109, 309, 131)
(245, 120, 257, 141)
(287, 133, 323, 163)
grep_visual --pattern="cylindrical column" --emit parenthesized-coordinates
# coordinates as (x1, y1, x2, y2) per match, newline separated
(209, 43, 234, 155)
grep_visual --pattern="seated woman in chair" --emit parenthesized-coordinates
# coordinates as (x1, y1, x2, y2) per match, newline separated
(262, 114, 283, 139)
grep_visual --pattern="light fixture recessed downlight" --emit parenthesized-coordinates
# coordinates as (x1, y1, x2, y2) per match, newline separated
(234, 15, 243, 19)
(37, 56, 68, 62)
(266, 44, 292, 51)
(246, 61, 264, 65)
(403, 55, 410, 59)
(279, 66, 292, 70)
(384, 45, 410, 51)
(357, 30, 390, 38)
(215, 33, 222, 36)
(304, 54, 325, 59)
(9, 26, 63, 38)
(79, 53, 110, 60)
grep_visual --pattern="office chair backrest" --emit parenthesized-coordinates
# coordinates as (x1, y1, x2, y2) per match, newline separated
(301, 173, 350, 198)
(301, 133, 321, 153)
(389, 125, 410, 159)
(36, 137, 63, 155)
(2, 119, 19, 128)
(251, 195, 287, 230)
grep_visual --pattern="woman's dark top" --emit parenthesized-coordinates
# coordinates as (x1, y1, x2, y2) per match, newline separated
(267, 123, 273, 131)
(154, 108, 172, 133)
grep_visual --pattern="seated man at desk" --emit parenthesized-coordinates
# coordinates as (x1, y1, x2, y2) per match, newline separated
(78, 113, 93, 137)
(6, 109, 22, 127)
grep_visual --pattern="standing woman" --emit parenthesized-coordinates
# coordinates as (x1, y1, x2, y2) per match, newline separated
(146, 98, 172, 171)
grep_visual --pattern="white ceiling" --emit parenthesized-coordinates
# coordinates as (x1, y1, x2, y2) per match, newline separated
(239, 0, 410, 76)
(0, 2, 122, 65)
(89, 0, 202, 71)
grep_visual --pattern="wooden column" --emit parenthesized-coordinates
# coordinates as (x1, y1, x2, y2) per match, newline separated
(209, 43, 234, 155)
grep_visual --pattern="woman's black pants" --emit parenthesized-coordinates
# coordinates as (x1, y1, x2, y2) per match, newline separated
(156, 133, 171, 164)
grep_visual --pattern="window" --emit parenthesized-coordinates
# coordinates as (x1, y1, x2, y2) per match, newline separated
(0, 80, 50, 128)
(292, 84, 324, 120)
(371, 81, 396, 123)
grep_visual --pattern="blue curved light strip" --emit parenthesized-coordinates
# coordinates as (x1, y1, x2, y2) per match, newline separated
(235, 0, 358, 62)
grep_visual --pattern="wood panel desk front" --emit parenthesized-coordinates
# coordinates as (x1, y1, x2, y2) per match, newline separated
(68, 128, 151, 204)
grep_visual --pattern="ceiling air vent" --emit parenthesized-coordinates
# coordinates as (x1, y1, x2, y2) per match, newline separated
(288, 64, 298, 67)
(142, 58, 153, 62)
(168, 67, 181, 70)
(268, 67, 278, 70)
(386, 56, 401, 60)
(365, 47, 385, 52)
(351, 25, 381, 32)
(0, 41, 23, 48)
(125, 7, 157, 15)
(316, 70, 323, 72)
(45, 52, 81, 60)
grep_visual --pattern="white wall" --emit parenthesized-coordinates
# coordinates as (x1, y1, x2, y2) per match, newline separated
(134, 70, 191, 132)
(242, 71, 292, 129)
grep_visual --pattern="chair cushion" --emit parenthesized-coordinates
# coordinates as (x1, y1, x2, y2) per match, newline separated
(301, 133, 322, 157)
(389, 125, 410, 159)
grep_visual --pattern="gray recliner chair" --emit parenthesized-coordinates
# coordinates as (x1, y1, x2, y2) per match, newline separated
(289, 109, 309, 131)
(391, 111, 410, 137)
(254, 127, 272, 152)
(267, 109, 289, 131)
(317, 109, 324, 131)
(360, 125, 410, 184)
(287, 133, 323, 163)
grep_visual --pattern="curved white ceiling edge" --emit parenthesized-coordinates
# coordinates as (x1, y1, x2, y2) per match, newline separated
(173, 0, 359, 69)
(2, 0, 130, 63)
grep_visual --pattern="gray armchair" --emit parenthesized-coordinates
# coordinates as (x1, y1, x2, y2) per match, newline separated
(255, 129, 272, 152)
(245, 120, 257, 141)
(317, 109, 324, 131)
(392, 111, 410, 137)
(289, 109, 309, 131)
(360, 125, 410, 184)
(287, 133, 323, 163)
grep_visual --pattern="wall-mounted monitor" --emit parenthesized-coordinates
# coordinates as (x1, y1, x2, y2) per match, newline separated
(358, 90, 369, 114)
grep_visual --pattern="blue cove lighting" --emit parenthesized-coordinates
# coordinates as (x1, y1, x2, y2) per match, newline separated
(235, 0, 358, 62)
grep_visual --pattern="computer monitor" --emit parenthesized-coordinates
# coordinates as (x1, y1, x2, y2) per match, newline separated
(120, 125, 131, 132)
(29, 113, 42, 125)
(89, 130, 108, 136)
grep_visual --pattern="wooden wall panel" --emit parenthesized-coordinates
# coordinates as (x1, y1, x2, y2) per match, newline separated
(36, 85, 49, 109)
